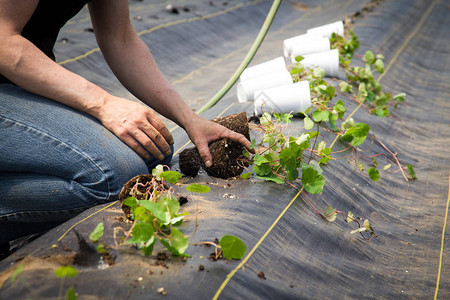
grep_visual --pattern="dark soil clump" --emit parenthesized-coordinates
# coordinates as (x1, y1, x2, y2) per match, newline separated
(179, 112, 250, 179)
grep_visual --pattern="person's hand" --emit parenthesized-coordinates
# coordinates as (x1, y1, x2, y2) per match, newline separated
(184, 114, 253, 167)
(96, 96, 173, 160)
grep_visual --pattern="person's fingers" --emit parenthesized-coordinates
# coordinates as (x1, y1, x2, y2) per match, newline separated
(147, 112, 174, 145)
(139, 123, 172, 157)
(119, 133, 152, 160)
(129, 129, 165, 160)
(216, 127, 255, 153)
(195, 139, 213, 168)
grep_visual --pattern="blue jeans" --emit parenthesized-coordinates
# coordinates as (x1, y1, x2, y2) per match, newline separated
(0, 84, 173, 244)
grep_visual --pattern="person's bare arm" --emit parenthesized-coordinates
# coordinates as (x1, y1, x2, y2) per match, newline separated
(0, 0, 173, 160)
(88, 0, 252, 166)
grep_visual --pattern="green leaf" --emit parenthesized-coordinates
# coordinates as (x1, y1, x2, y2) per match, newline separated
(96, 243, 107, 254)
(334, 100, 346, 119)
(308, 160, 323, 174)
(323, 206, 337, 222)
(286, 169, 299, 182)
(301, 164, 325, 194)
(313, 67, 325, 79)
(341, 118, 355, 130)
(304, 115, 314, 130)
(160, 171, 182, 184)
(312, 110, 330, 122)
(315, 141, 326, 155)
(407, 164, 417, 179)
(363, 50, 375, 64)
(358, 162, 364, 172)
(341, 122, 370, 147)
(152, 164, 164, 181)
(363, 219, 372, 231)
(368, 167, 380, 182)
(128, 223, 154, 244)
(295, 55, 304, 62)
(54, 266, 78, 279)
(10, 264, 23, 284)
(253, 163, 272, 177)
(141, 237, 156, 256)
(290, 67, 303, 75)
(339, 81, 353, 93)
(89, 222, 104, 242)
(123, 197, 137, 209)
(371, 157, 378, 168)
(374, 59, 384, 74)
(160, 228, 189, 256)
(186, 184, 210, 193)
(279, 148, 299, 171)
(138, 200, 168, 223)
(66, 287, 77, 300)
(240, 172, 251, 179)
(351, 227, 367, 234)
(373, 108, 390, 117)
(346, 211, 355, 223)
(158, 195, 180, 217)
(250, 139, 256, 150)
(326, 86, 335, 99)
(253, 154, 270, 166)
(219, 235, 247, 260)
(257, 172, 285, 184)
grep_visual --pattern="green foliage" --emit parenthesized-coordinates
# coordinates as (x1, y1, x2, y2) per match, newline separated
(160, 171, 182, 184)
(186, 183, 210, 193)
(341, 123, 370, 147)
(160, 228, 189, 257)
(89, 222, 104, 242)
(240, 172, 251, 179)
(10, 264, 23, 284)
(54, 266, 78, 279)
(219, 235, 247, 260)
(407, 164, 417, 179)
(368, 167, 380, 182)
(302, 163, 325, 194)
(121, 171, 190, 257)
(323, 206, 337, 222)
(66, 287, 77, 300)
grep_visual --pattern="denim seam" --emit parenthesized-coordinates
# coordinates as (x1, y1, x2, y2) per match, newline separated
(0, 114, 112, 201)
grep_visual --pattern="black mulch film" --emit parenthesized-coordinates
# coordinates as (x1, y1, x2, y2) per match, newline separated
(1, 0, 449, 299)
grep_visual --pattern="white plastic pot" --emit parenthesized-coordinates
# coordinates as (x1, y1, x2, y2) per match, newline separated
(236, 69, 292, 102)
(239, 56, 287, 82)
(306, 20, 344, 38)
(290, 37, 330, 60)
(253, 81, 311, 116)
(282, 33, 323, 58)
(292, 49, 340, 78)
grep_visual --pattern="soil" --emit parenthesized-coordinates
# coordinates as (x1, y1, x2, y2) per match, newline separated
(179, 112, 250, 179)
(257, 271, 267, 280)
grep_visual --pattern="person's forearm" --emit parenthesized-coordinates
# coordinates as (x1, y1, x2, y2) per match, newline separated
(0, 34, 110, 118)
(96, 29, 197, 129)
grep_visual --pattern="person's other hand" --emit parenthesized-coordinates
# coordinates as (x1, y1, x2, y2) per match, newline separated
(96, 96, 173, 160)
(184, 115, 253, 168)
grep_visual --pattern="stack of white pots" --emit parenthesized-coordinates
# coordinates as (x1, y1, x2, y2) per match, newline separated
(237, 21, 344, 116)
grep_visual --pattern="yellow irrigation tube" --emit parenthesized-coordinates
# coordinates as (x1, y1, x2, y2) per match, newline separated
(57, 201, 118, 242)
(434, 173, 450, 300)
